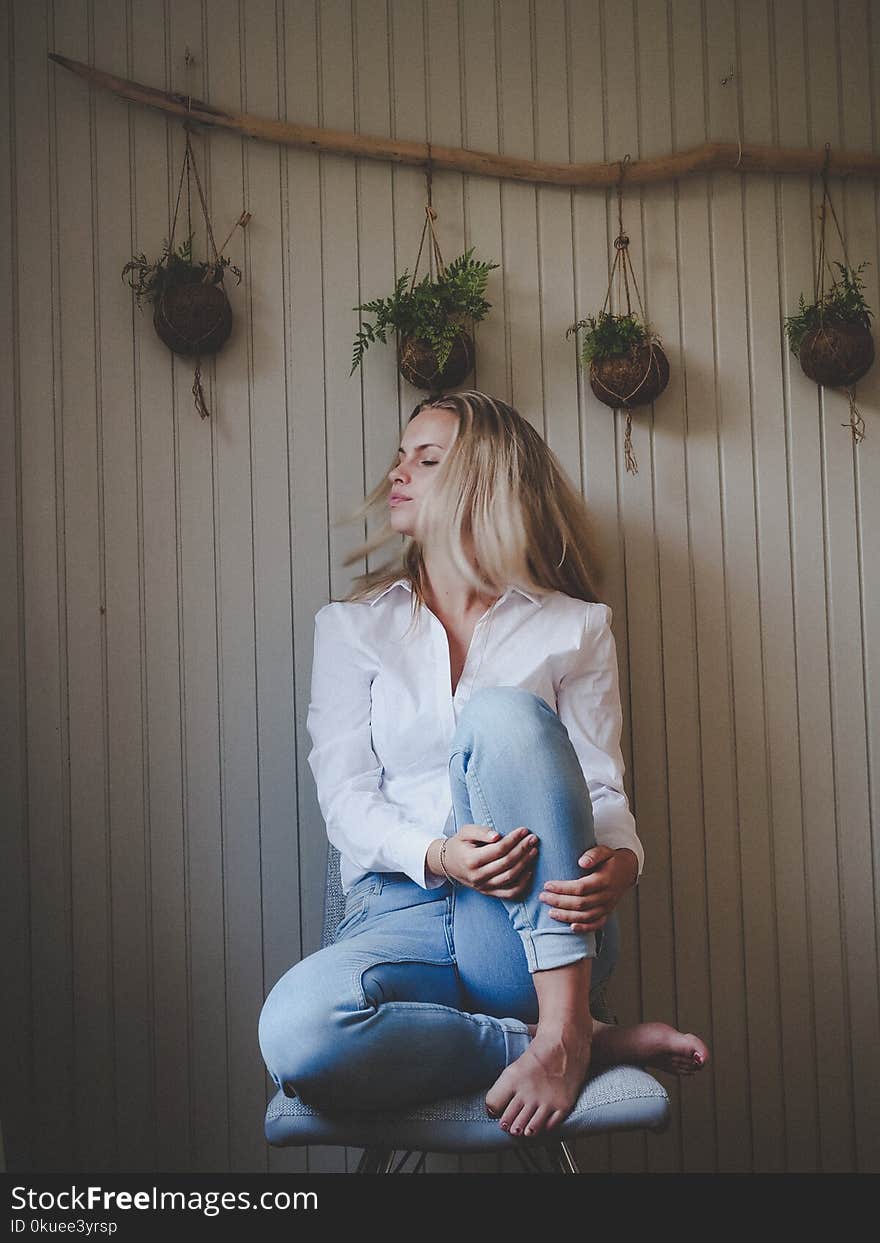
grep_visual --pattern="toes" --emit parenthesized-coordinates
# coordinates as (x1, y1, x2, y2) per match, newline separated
(507, 1102, 539, 1136)
(522, 1104, 554, 1136)
(485, 1078, 514, 1119)
(498, 1096, 526, 1132)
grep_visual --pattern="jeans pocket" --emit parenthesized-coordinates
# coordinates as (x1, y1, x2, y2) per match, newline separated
(334, 874, 382, 941)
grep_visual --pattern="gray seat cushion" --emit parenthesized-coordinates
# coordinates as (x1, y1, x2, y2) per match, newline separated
(265, 1064, 670, 1152)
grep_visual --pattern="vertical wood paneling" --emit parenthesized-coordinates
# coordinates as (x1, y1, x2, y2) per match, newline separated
(0, 0, 32, 1174)
(53, 0, 114, 1172)
(165, 1, 228, 1175)
(701, 0, 755, 1173)
(665, 0, 721, 1175)
(3, 0, 879, 1174)
(788, 0, 855, 1172)
(129, 0, 190, 1173)
(768, 0, 824, 1171)
(354, 0, 399, 572)
(631, 0, 682, 1176)
(601, 0, 651, 1176)
(734, 0, 797, 1173)
(216, 0, 283, 1176)
(829, 0, 880, 1174)
(533, 0, 579, 465)
(93, 0, 153, 1173)
(389, 0, 431, 421)
(16, 0, 72, 1172)
(498, 0, 543, 414)
(461, 0, 507, 399)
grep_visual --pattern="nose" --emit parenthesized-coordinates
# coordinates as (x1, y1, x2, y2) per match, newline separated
(389, 461, 409, 485)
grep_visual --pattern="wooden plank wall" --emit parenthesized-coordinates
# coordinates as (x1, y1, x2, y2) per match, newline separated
(1, 0, 878, 1173)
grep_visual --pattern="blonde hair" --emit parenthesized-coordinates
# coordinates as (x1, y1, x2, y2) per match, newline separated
(333, 390, 604, 631)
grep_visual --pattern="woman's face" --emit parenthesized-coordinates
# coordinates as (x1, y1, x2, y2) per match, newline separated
(387, 406, 458, 538)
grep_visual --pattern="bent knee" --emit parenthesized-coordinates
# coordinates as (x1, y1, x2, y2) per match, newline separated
(455, 685, 560, 748)
(258, 958, 345, 1099)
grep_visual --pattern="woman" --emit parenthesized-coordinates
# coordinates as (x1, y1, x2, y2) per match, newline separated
(259, 391, 708, 1139)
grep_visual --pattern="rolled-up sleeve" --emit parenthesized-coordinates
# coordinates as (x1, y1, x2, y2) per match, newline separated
(306, 602, 448, 889)
(555, 603, 644, 880)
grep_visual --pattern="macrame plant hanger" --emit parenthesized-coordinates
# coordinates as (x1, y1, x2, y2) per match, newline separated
(814, 144, 867, 444)
(395, 147, 447, 392)
(166, 119, 223, 418)
(159, 50, 252, 419)
(411, 144, 446, 290)
(593, 156, 659, 474)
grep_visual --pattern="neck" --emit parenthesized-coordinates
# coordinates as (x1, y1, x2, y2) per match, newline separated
(421, 547, 498, 619)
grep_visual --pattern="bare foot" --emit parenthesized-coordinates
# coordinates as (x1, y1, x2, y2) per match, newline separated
(591, 1020, 710, 1075)
(485, 1026, 592, 1137)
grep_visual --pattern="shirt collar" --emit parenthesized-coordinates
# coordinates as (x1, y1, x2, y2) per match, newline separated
(368, 577, 544, 607)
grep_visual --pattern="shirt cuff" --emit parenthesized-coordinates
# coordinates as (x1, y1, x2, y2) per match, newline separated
(396, 807, 454, 889)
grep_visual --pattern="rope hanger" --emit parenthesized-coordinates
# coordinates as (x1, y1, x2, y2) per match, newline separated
(590, 153, 660, 475)
(409, 142, 447, 290)
(813, 141, 867, 444)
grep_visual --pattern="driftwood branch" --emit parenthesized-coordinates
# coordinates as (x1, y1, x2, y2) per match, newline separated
(49, 51, 880, 186)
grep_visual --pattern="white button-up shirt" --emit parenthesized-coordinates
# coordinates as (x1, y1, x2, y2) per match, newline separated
(306, 578, 644, 895)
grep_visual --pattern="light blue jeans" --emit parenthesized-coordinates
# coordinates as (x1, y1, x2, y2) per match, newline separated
(258, 686, 620, 1113)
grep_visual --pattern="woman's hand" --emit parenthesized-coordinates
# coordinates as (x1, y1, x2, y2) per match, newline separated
(538, 846, 638, 932)
(439, 824, 539, 898)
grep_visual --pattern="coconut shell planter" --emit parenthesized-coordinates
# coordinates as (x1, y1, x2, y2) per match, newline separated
(397, 327, 475, 391)
(784, 260, 875, 444)
(153, 269, 233, 358)
(589, 339, 671, 410)
(795, 321, 874, 389)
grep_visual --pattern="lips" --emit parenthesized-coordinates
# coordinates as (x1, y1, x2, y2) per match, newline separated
(389, 494, 411, 505)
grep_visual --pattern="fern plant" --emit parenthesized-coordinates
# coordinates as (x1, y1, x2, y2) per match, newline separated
(122, 233, 242, 309)
(350, 247, 499, 375)
(783, 261, 873, 357)
(566, 311, 659, 367)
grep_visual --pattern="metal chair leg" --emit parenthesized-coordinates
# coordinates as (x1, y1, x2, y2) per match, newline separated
(555, 1139, 581, 1172)
(355, 1146, 429, 1172)
(354, 1145, 394, 1172)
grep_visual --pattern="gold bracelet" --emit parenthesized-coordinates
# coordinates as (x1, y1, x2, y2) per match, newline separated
(439, 836, 457, 885)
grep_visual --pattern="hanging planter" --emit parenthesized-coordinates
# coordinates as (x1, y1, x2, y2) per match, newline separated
(784, 261, 874, 441)
(349, 188, 498, 393)
(783, 145, 873, 444)
(567, 158, 669, 474)
(122, 126, 250, 418)
(125, 233, 236, 357)
(569, 311, 670, 410)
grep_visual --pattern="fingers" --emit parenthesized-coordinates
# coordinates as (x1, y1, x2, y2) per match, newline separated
(473, 838, 539, 898)
(475, 829, 539, 883)
(542, 875, 609, 896)
(466, 825, 535, 864)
